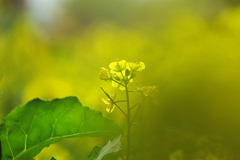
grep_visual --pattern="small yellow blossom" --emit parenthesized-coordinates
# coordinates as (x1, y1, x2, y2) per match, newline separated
(138, 85, 157, 97)
(99, 67, 111, 81)
(102, 94, 117, 113)
(109, 60, 127, 72)
(128, 60, 145, 72)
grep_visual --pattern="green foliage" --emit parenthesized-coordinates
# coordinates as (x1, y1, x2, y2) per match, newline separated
(0, 97, 123, 160)
(87, 136, 121, 160)
(87, 146, 102, 160)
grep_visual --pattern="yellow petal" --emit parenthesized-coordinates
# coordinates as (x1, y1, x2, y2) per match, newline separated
(119, 85, 126, 90)
(137, 62, 145, 71)
(106, 103, 114, 113)
(99, 67, 111, 80)
(128, 62, 138, 71)
(109, 60, 127, 72)
(128, 61, 145, 72)
(101, 98, 110, 105)
(106, 104, 115, 113)
(112, 81, 119, 88)
(111, 81, 125, 90)
(129, 78, 133, 82)
(106, 94, 117, 113)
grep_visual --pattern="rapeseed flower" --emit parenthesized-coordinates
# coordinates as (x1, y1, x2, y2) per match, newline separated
(100, 58, 145, 90)
(101, 94, 117, 113)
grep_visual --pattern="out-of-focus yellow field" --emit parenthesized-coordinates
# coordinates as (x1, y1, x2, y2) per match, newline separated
(1, 0, 240, 159)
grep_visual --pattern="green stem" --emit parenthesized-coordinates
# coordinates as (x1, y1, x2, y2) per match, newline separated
(115, 100, 127, 103)
(125, 84, 131, 160)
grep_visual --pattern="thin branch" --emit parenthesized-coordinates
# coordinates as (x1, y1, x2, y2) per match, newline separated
(130, 105, 140, 127)
(100, 87, 127, 118)
(115, 100, 127, 103)
(130, 102, 139, 110)
(128, 90, 139, 92)
(130, 98, 146, 127)
(120, 154, 125, 160)
(112, 79, 125, 87)
(138, 90, 145, 96)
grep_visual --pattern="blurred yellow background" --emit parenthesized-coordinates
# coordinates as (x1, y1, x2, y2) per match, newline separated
(1, 0, 240, 159)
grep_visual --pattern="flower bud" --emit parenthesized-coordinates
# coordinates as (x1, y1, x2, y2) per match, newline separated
(125, 69, 130, 77)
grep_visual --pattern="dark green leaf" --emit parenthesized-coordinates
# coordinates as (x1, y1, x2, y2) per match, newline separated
(0, 140, 2, 160)
(0, 97, 123, 160)
(50, 157, 56, 160)
(87, 146, 102, 160)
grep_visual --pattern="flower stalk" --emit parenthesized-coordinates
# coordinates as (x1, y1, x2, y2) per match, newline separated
(125, 83, 131, 160)
(99, 58, 157, 160)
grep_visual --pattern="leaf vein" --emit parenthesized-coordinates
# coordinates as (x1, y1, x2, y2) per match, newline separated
(14, 130, 116, 159)
(5, 128, 14, 159)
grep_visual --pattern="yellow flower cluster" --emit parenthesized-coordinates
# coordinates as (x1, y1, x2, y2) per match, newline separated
(99, 58, 145, 90)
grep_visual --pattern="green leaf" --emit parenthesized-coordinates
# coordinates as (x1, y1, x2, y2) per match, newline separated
(87, 135, 121, 160)
(0, 96, 123, 160)
(87, 146, 102, 160)
(50, 157, 56, 160)
(0, 141, 2, 160)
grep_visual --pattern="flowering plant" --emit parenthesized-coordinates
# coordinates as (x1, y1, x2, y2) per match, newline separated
(99, 58, 157, 160)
